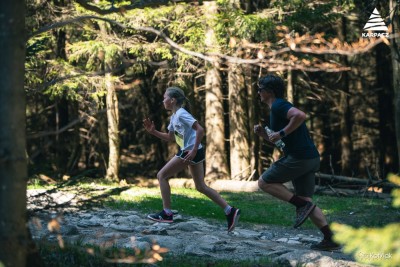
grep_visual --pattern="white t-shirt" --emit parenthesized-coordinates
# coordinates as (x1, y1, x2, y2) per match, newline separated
(167, 108, 202, 151)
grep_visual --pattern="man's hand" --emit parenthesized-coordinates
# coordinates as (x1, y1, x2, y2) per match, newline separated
(254, 124, 267, 139)
(268, 131, 281, 143)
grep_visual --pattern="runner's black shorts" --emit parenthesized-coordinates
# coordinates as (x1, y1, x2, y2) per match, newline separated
(175, 147, 205, 164)
(261, 155, 320, 197)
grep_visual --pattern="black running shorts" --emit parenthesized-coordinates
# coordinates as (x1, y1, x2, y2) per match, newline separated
(175, 147, 205, 164)
(261, 155, 320, 197)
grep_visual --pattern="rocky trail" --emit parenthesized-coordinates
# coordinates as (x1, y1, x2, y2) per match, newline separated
(28, 189, 369, 267)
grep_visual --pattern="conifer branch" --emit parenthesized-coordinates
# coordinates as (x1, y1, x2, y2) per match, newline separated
(29, 15, 396, 72)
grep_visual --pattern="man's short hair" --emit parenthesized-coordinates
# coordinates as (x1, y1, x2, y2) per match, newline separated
(258, 75, 285, 98)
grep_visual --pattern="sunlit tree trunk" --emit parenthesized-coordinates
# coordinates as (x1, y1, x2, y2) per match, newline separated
(229, 64, 251, 180)
(204, 1, 229, 180)
(0, 1, 28, 266)
(245, 65, 258, 180)
(390, 0, 400, 172)
(105, 72, 120, 181)
(287, 68, 294, 103)
(97, 21, 120, 181)
(205, 65, 230, 179)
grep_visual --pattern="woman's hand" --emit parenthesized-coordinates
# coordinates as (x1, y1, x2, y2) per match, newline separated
(143, 118, 155, 134)
(183, 148, 197, 163)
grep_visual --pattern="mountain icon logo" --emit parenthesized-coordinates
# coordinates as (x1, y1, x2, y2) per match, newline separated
(363, 8, 389, 31)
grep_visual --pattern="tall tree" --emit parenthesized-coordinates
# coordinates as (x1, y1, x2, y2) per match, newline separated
(105, 70, 120, 181)
(98, 21, 121, 181)
(53, 0, 74, 175)
(229, 64, 251, 180)
(390, 0, 400, 171)
(0, 0, 28, 266)
(204, 1, 230, 179)
(337, 5, 354, 175)
(376, 42, 397, 176)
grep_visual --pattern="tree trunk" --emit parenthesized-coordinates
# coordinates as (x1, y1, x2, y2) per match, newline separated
(204, 1, 229, 180)
(98, 21, 120, 181)
(105, 72, 120, 181)
(245, 65, 258, 180)
(390, 0, 400, 172)
(338, 15, 354, 175)
(53, 0, 70, 175)
(55, 97, 69, 174)
(338, 88, 353, 175)
(376, 43, 398, 176)
(287, 68, 294, 103)
(205, 66, 230, 179)
(229, 64, 251, 180)
(0, 1, 28, 266)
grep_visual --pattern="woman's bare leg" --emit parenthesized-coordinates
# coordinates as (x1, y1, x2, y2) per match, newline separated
(189, 162, 228, 209)
(157, 156, 187, 209)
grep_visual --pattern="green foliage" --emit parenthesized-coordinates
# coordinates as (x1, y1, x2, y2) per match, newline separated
(389, 173, 400, 208)
(25, 34, 54, 91)
(128, 43, 173, 62)
(122, 3, 204, 72)
(332, 223, 400, 266)
(41, 59, 84, 101)
(44, 81, 83, 102)
(165, 6, 205, 50)
(40, 39, 122, 103)
(154, 46, 174, 60)
(215, 2, 275, 45)
(270, 0, 355, 34)
(68, 41, 122, 71)
(140, 6, 176, 28)
(26, 35, 54, 57)
(332, 173, 400, 267)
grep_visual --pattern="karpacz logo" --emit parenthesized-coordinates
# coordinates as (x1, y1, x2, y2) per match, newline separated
(362, 8, 389, 38)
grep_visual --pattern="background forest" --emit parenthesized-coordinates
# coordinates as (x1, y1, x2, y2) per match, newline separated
(25, 0, 399, 182)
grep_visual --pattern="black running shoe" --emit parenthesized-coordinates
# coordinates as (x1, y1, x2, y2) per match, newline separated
(147, 210, 173, 223)
(294, 202, 316, 228)
(311, 239, 341, 251)
(226, 207, 240, 232)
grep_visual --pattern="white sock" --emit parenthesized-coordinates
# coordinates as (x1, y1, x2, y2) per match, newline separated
(164, 208, 173, 215)
(224, 205, 232, 215)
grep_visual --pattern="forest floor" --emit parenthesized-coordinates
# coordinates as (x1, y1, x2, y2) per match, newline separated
(27, 178, 399, 266)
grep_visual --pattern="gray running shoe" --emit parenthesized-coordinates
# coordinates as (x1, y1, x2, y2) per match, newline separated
(294, 202, 316, 228)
